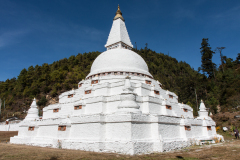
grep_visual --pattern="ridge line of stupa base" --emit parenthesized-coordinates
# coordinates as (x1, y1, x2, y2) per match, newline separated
(10, 5, 223, 155)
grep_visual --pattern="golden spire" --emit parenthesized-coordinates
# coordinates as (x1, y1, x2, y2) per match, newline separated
(113, 4, 125, 21)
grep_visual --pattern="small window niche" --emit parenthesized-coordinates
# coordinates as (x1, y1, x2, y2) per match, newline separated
(185, 126, 191, 131)
(166, 105, 172, 110)
(145, 80, 151, 84)
(183, 108, 188, 112)
(74, 105, 82, 110)
(58, 125, 66, 131)
(53, 108, 59, 113)
(79, 83, 82, 88)
(85, 90, 91, 94)
(169, 95, 173, 99)
(154, 90, 160, 95)
(28, 126, 35, 131)
(68, 94, 73, 98)
(207, 126, 212, 131)
(91, 80, 98, 84)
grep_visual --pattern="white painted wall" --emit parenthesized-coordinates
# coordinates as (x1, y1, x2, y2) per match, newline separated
(9, 10, 223, 154)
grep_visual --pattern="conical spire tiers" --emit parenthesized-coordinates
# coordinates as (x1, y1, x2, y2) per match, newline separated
(105, 5, 133, 49)
(199, 99, 207, 111)
(197, 100, 209, 119)
(24, 98, 39, 121)
(114, 5, 124, 21)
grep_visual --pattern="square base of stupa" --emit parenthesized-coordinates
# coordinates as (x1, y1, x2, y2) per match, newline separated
(10, 5, 224, 155)
(10, 112, 223, 155)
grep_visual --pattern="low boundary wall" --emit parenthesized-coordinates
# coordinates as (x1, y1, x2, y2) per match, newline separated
(0, 121, 21, 131)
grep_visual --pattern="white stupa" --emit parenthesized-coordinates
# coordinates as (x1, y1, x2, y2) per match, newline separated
(24, 98, 39, 121)
(10, 6, 223, 155)
(198, 100, 210, 119)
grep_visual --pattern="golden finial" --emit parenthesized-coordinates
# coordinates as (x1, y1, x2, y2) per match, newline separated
(114, 5, 124, 21)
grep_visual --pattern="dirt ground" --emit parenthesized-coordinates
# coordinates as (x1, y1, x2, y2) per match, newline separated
(0, 131, 18, 142)
(0, 131, 240, 160)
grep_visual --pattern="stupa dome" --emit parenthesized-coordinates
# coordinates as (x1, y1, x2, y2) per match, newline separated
(87, 48, 152, 78)
(11, 5, 223, 155)
(86, 5, 152, 79)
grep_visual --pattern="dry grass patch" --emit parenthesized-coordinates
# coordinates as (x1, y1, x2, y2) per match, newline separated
(0, 131, 18, 142)
(0, 143, 127, 160)
(1, 131, 240, 159)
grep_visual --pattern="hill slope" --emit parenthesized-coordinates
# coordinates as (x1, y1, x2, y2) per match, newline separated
(0, 48, 239, 120)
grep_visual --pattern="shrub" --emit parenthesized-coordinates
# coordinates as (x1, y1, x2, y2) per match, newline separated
(37, 96, 47, 106)
(216, 126, 221, 131)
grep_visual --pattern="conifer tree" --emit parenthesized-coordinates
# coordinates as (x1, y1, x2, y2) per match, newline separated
(235, 53, 240, 64)
(216, 47, 225, 73)
(200, 38, 216, 78)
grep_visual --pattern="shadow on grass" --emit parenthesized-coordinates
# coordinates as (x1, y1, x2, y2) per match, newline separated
(50, 156, 59, 160)
(176, 156, 184, 159)
(172, 156, 199, 160)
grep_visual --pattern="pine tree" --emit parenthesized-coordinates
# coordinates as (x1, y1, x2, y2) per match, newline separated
(200, 38, 216, 78)
(215, 47, 225, 73)
(235, 53, 240, 64)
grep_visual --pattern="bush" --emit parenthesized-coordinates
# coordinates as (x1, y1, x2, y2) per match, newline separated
(50, 89, 58, 97)
(37, 96, 47, 106)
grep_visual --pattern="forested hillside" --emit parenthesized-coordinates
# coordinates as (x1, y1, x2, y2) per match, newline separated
(0, 41, 240, 120)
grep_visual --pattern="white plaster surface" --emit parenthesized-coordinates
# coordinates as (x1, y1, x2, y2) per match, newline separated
(9, 8, 224, 155)
(105, 18, 133, 48)
(24, 98, 39, 121)
(0, 123, 20, 131)
(87, 49, 152, 78)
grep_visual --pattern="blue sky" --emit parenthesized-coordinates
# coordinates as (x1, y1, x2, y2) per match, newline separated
(1, 0, 240, 81)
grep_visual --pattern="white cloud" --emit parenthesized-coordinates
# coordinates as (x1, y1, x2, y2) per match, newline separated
(209, 5, 240, 28)
(0, 30, 29, 48)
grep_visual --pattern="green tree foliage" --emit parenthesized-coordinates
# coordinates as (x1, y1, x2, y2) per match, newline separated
(0, 45, 239, 120)
(199, 40, 240, 113)
(133, 48, 205, 114)
(0, 51, 100, 119)
(37, 96, 47, 107)
(186, 101, 198, 115)
(200, 38, 216, 78)
(235, 53, 240, 64)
